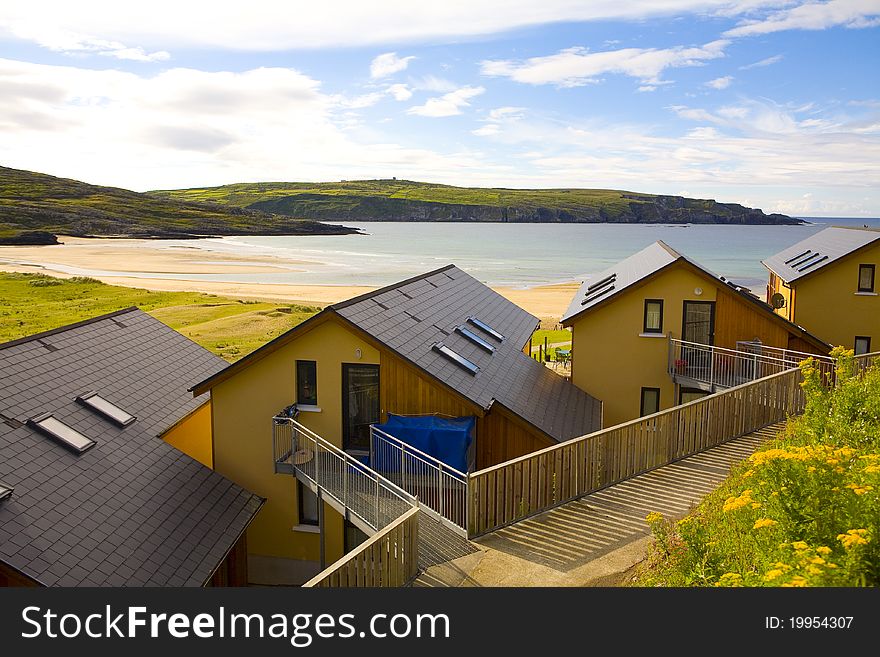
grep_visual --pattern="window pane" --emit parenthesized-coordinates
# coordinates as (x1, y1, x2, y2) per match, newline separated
(641, 388, 660, 416)
(859, 266, 874, 292)
(645, 301, 662, 331)
(296, 360, 317, 405)
(855, 337, 870, 355)
(298, 482, 319, 525)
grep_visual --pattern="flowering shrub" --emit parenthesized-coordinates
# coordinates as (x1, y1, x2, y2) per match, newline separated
(633, 349, 880, 587)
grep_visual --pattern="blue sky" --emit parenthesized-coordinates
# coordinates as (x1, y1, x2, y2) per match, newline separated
(0, 1, 878, 216)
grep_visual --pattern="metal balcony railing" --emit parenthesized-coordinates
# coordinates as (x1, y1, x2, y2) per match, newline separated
(668, 338, 835, 391)
(272, 417, 416, 533)
(370, 425, 468, 534)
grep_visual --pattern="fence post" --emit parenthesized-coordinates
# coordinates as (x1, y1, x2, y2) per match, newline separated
(438, 463, 444, 518)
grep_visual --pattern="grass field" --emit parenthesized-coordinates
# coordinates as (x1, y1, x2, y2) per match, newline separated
(0, 165, 355, 243)
(529, 328, 572, 360)
(150, 179, 646, 217)
(0, 272, 320, 361)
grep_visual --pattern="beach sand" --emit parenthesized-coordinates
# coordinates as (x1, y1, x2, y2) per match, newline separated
(0, 237, 580, 324)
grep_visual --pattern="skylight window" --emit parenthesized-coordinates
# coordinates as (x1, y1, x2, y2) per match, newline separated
(790, 252, 822, 268)
(466, 317, 505, 342)
(28, 414, 96, 453)
(455, 325, 496, 353)
(581, 285, 615, 305)
(784, 250, 811, 265)
(76, 392, 135, 426)
(587, 273, 616, 291)
(0, 480, 12, 502)
(798, 255, 828, 272)
(433, 343, 479, 375)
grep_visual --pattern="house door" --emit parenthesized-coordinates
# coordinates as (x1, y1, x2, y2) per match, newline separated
(342, 364, 379, 454)
(682, 301, 715, 345)
(680, 301, 716, 381)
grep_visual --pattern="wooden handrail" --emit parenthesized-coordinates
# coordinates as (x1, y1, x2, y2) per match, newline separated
(470, 367, 799, 479)
(302, 507, 420, 587)
(466, 367, 805, 537)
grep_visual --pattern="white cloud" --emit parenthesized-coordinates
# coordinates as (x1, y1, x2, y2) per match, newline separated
(739, 54, 783, 69)
(335, 91, 385, 109)
(408, 85, 484, 117)
(472, 124, 501, 136)
(472, 107, 526, 137)
(480, 40, 729, 87)
(486, 106, 525, 121)
(412, 75, 458, 93)
(0, 57, 503, 190)
(706, 75, 733, 89)
(387, 83, 412, 101)
(637, 85, 658, 92)
(2, 21, 170, 61)
(369, 52, 414, 79)
(725, 0, 880, 37)
(0, 2, 796, 51)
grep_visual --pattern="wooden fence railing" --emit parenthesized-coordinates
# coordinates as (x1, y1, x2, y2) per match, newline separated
(467, 367, 806, 537)
(302, 507, 420, 587)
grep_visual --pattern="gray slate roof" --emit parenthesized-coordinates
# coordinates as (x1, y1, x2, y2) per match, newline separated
(762, 226, 880, 283)
(0, 308, 263, 587)
(560, 241, 830, 349)
(333, 265, 602, 442)
(562, 242, 682, 323)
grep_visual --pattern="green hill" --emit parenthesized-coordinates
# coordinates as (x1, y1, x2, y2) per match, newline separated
(0, 166, 359, 245)
(149, 179, 801, 225)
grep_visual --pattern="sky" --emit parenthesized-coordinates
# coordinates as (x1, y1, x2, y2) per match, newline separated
(0, 1, 879, 216)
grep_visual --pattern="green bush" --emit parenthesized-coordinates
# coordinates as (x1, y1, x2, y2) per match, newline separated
(634, 348, 880, 587)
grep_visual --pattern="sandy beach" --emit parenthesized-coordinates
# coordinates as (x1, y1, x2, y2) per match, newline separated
(0, 237, 580, 324)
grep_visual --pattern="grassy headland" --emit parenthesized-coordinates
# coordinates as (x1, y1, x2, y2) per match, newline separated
(149, 179, 801, 225)
(0, 166, 359, 244)
(633, 350, 880, 587)
(0, 272, 320, 361)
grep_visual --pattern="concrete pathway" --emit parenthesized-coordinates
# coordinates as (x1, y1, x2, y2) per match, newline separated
(413, 423, 782, 587)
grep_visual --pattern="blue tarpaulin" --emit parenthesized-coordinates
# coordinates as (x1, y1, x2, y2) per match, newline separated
(372, 414, 474, 473)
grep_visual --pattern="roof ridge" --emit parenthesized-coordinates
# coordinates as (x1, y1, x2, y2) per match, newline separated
(832, 225, 880, 234)
(330, 264, 457, 310)
(0, 307, 140, 351)
(655, 240, 683, 258)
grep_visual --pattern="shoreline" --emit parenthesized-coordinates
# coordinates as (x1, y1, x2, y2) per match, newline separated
(0, 237, 580, 324)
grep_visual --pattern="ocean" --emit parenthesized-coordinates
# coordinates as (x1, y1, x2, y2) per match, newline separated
(29, 217, 880, 291)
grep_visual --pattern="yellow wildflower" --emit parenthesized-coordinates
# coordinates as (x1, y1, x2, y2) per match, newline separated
(753, 518, 777, 530)
(806, 566, 823, 575)
(809, 557, 825, 565)
(864, 465, 880, 474)
(845, 483, 874, 495)
(782, 576, 808, 588)
(645, 511, 663, 524)
(764, 569, 783, 581)
(715, 573, 743, 587)
(807, 466, 817, 473)
(723, 489, 755, 512)
(792, 541, 809, 551)
(816, 546, 832, 555)
(837, 529, 870, 549)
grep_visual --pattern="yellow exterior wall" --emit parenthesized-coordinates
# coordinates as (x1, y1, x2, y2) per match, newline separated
(569, 264, 716, 427)
(767, 271, 795, 322)
(161, 401, 213, 467)
(788, 243, 880, 350)
(210, 317, 380, 568)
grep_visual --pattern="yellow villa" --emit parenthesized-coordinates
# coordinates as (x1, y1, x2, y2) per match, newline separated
(190, 265, 601, 584)
(762, 226, 880, 354)
(562, 241, 830, 427)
